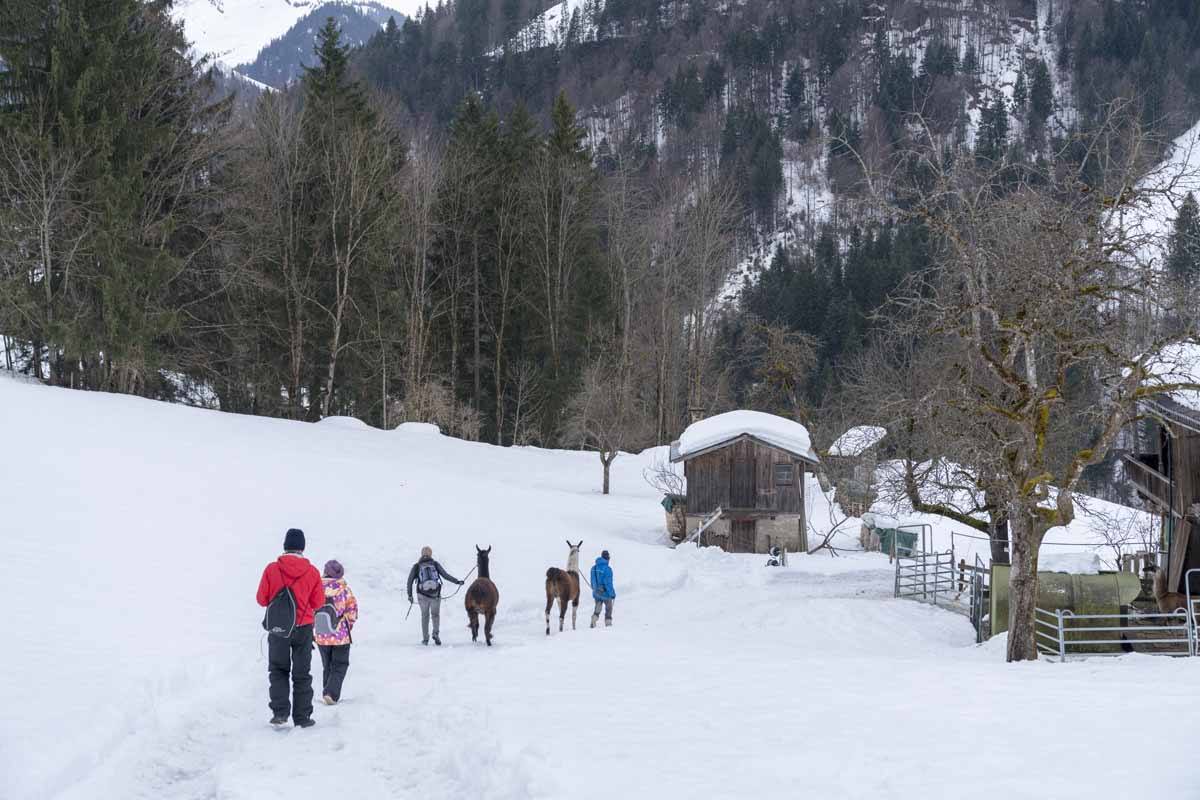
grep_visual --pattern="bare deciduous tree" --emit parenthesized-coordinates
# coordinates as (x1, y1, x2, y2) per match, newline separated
(231, 93, 313, 418)
(563, 355, 651, 494)
(678, 180, 740, 419)
(310, 118, 401, 417)
(396, 134, 447, 402)
(0, 106, 91, 382)
(875, 104, 1200, 661)
(508, 359, 545, 446)
(527, 148, 593, 377)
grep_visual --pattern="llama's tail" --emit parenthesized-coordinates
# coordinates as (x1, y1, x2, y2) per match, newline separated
(1153, 565, 1168, 601)
(547, 567, 563, 581)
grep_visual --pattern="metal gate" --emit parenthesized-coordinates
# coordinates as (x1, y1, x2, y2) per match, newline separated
(894, 550, 957, 604)
(1034, 608, 1194, 659)
(966, 554, 990, 643)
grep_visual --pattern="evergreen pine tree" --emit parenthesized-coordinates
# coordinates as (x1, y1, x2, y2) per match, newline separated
(1013, 68, 1028, 110)
(548, 92, 588, 160)
(962, 43, 979, 76)
(0, 0, 228, 391)
(304, 18, 374, 125)
(1167, 193, 1200, 285)
(1029, 59, 1053, 122)
(976, 94, 1009, 164)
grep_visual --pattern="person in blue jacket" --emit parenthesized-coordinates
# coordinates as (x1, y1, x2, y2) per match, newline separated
(590, 550, 616, 628)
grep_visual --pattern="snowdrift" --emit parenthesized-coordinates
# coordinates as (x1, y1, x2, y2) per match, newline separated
(4, 375, 1198, 800)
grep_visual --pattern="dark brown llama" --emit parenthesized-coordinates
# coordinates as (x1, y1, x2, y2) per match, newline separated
(465, 545, 499, 646)
(545, 540, 582, 635)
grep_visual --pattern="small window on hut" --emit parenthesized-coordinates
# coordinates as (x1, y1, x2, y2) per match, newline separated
(774, 462, 794, 485)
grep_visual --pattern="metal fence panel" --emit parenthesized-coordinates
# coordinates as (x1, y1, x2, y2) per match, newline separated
(1035, 606, 1194, 659)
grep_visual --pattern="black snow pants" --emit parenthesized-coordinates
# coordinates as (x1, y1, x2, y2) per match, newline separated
(268, 623, 314, 722)
(318, 644, 351, 702)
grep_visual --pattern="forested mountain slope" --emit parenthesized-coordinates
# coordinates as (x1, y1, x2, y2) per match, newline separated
(4, 0, 1200, 505)
(351, 0, 1200, 430)
(362, 0, 1200, 228)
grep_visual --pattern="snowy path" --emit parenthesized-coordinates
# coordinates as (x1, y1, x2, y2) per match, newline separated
(49, 556, 1200, 800)
(5, 377, 1200, 799)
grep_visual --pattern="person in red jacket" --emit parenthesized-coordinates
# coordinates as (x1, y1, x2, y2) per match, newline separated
(256, 528, 325, 728)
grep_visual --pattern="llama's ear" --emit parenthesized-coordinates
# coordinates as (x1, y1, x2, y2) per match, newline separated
(486, 546, 492, 554)
(566, 539, 571, 547)
(476, 545, 481, 553)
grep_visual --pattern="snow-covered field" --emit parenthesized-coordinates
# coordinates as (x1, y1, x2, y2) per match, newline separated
(5, 375, 1199, 799)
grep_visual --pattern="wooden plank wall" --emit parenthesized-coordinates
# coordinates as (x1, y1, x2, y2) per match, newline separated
(1169, 429, 1200, 592)
(685, 437, 806, 514)
(1174, 429, 1200, 515)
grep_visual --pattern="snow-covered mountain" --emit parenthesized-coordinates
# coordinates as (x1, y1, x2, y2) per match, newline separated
(237, 1, 406, 87)
(176, 0, 408, 67)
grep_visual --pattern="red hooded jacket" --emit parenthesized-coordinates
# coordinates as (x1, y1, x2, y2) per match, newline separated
(257, 554, 325, 626)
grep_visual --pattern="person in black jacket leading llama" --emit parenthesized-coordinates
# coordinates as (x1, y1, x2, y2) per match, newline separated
(406, 546, 463, 645)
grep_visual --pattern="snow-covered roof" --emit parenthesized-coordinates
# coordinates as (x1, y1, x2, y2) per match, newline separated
(827, 425, 887, 458)
(1141, 341, 1200, 413)
(671, 410, 819, 463)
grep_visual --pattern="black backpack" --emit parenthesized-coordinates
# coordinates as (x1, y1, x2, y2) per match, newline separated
(262, 586, 297, 639)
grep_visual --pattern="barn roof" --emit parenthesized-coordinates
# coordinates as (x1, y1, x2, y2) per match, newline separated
(827, 425, 887, 457)
(670, 410, 819, 464)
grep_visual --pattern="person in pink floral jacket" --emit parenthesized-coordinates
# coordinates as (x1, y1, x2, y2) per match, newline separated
(315, 560, 358, 705)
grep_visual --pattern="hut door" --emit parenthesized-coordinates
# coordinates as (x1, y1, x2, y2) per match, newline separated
(731, 519, 756, 553)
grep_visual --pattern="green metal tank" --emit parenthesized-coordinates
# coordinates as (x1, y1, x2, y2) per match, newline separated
(990, 566, 1142, 652)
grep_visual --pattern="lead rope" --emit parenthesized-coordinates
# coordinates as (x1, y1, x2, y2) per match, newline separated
(440, 566, 477, 599)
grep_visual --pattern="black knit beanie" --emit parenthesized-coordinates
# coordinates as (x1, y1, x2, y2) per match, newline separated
(283, 528, 306, 552)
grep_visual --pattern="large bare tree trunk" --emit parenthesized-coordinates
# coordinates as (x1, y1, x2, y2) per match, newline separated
(1006, 506, 1043, 662)
(601, 453, 613, 495)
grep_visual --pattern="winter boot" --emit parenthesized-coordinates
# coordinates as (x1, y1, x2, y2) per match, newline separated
(422, 638, 429, 646)
(270, 716, 289, 727)
(323, 695, 336, 706)
(590, 614, 599, 629)
(295, 718, 316, 729)
(604, 617, 612, 627)
(433, 635, 441, 646)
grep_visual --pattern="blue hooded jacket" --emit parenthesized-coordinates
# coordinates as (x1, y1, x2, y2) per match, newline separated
(590, 556, 615, 600)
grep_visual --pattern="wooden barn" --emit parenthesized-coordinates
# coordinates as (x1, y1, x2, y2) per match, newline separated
(1123, 344, 1200, 598)
(824, 425, 887, 517)
(670, 410, 819, 554)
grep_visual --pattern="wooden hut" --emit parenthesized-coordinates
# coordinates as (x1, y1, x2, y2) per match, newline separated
(824, 425, 887, 516)
(1123, 343, 1200, 597)
(669, 410, 819, 554)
